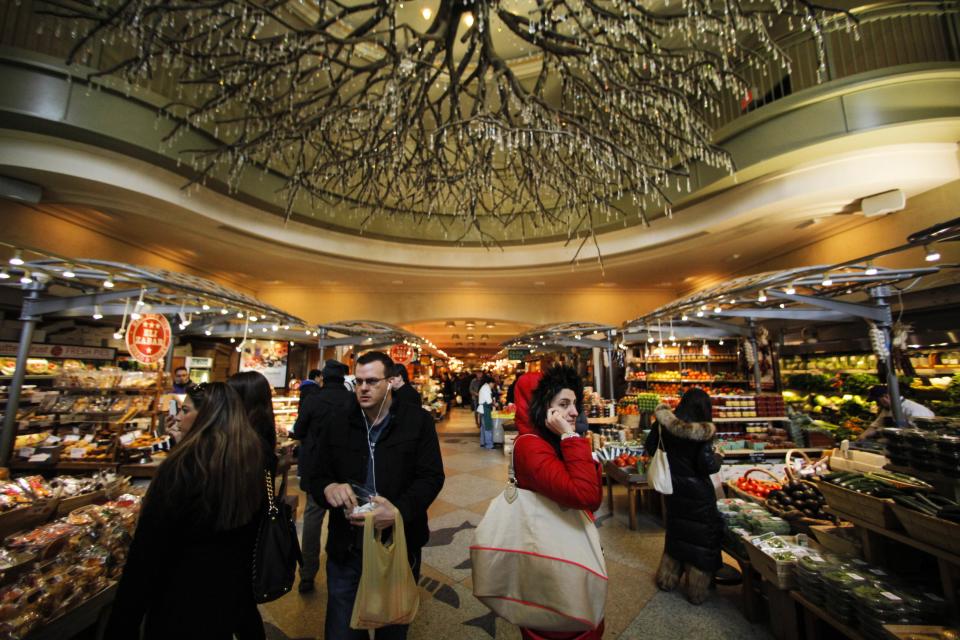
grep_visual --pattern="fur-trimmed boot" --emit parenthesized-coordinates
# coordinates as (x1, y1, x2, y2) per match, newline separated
(655, 553, 682, 592)
(685, 564, 713, 605)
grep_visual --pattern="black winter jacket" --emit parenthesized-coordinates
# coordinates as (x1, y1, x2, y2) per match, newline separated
(306, 398, 445, 562)
(393, 382, 422, 409)
(297, 380, 322, 411)
(646, 404, 723, 572)
(293, 382, 354, 484)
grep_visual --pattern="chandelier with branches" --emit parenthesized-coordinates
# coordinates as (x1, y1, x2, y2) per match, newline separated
(43, 0, 853, 253)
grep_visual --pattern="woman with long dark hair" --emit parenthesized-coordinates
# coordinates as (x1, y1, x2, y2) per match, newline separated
(512, 365, 604, 640)
(646, 387, 723, 604)
(105, 383, 267, 639)
(228, 370, 278, 471)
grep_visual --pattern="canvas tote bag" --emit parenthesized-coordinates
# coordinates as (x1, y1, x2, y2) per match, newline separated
(649, 423, 674, 495)
(349, 509, 420, 630)
(470, 434, 607, 632)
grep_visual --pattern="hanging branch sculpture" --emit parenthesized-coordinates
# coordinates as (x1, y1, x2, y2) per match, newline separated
(40, 0, 853, 259)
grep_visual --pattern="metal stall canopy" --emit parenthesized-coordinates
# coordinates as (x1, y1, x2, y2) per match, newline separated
(315, 320, 448, 360)
(0, 253, 313, 464)
(501, 322, 617, 399)
(622, 264, 943, 425)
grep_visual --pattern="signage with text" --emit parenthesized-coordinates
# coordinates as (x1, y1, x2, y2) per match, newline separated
(125, 315, 172, 365)
(0, 342, 115, 360)
(507, 349, 531, 361)
(389, 344, 415, 365)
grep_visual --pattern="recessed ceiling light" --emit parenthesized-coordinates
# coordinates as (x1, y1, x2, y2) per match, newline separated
(463, 12, 474, 27)
(421, 6, 432, 19)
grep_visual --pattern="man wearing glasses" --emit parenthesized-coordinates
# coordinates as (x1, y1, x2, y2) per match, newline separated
(309, 351, 445, 640)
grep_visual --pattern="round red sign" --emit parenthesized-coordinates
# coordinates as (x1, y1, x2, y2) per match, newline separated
(389, 344, 414, 365)
(125, 314, 172, 364)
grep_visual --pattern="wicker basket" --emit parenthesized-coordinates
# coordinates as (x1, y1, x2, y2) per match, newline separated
(816, 481, 899, 529)
(725, 468, 783, 504)
(784, 449, 829, 484)
(890, 503, 960, 556)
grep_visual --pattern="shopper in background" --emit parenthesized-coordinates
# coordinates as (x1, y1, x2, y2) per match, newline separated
(165, 384, 206, 444)
(105, 383, 267, 640)
(390, 363, 422, 409)
(860, 384, 935, 439)
(171, 366, 194, 394)
(477, 373, 496, 450)
(227, 371, 279, 473)
(506, 362, 525, 404)
(647, 388, 722, 605)
(513, 365, 604, 640)
(470, 370, 483, 426)
(292, 359, 352, 594)
(298, 368, 323, 409)
(309, 351, 445, 640)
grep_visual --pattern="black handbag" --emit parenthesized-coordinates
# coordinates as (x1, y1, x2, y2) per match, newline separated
(252, 470, 302, 603)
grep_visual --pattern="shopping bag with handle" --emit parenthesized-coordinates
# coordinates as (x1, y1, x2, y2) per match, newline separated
(470, 434, 607, 632)
(349, 508, 420, 630)
(649, 423, 674, 495)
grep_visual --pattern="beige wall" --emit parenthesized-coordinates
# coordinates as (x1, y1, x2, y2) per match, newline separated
(0, 201, 256, 294)
(256, 287, 677, 328)
(735, 180, 960, 279)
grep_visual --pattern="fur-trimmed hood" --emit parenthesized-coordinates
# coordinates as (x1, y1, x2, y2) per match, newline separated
(654, 404, 716, 441)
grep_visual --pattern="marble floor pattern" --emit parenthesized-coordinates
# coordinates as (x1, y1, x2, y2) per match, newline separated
(260, 409, 773, 639)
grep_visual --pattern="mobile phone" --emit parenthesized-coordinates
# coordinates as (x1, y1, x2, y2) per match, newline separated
(168, 399, 179, 418)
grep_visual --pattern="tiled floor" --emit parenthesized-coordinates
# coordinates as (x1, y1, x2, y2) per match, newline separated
(260, 409, 773, 639)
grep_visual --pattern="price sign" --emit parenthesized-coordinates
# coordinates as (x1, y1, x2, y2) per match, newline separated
(82, 434, 95, 443)
(120, 433, 136, 445)
(28, 454, 51, 463)
(18, 447, 35, 459)
(388, 344, 415, 365)
(125, 314, 172, 364)
(63, 435, 81, 443)
(748, 452, 767, 463)
(70, 448, 87, 459)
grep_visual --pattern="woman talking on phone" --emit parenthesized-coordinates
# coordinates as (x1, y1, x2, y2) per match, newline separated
(512, 365, 604, 640)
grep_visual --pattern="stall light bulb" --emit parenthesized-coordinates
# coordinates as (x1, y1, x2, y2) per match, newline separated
(785, 284, 796, 295)
(821, 274, 833, 286)
(647, 335, 654, 343)
(463, 12, 474, 26)
(236, 345, 242, 352)
(261, 327, 268, 333)
(714, 305, 722, 313)
(113, 331, 123, 340)
(229, 337, 236, 343)
(289, 341, 294, 346)
(249, 315, 258, 322)
(20, 274, 33, 284)
(925, 245, 941, 262)
(204, 329, 212, 336)
(669, 334, 677, 342)
(681, 314, 688, 321)
(421, 6, 432, 19)
(701, 304, 708, 310)
(758, 291, 767, 302)
(9, 251, 23, 266)
(63, 267, 76, 278)
(251, 339, 257, 344)
(719, 339, 725, 346)
(92, 306, 103, 320)
(0, 269, 9, 280)
(686, 340, 692, 346)
(131, 311, 141, 320)
(178, 323, 186, 330)
(696, 310, 704, 317)
(103, 279, 114, 288)
(272, 324, 279, 332)
(236, 311, 244, 318)
(201, 303, 210, 311)
(779, 303, 786, 309)
(864, 264, 878, 276)
(220, 308, 228, 315)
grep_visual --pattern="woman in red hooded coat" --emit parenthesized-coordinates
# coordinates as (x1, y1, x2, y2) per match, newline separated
(512, 365, 604, 640)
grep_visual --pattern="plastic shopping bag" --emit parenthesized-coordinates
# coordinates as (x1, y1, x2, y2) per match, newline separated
(649, 425, 673, 495)
(350, 509, 420, 630)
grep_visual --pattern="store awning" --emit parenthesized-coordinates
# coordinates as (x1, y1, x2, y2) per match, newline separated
(316, 320, 448, 359)
(502, 322, 616, 351)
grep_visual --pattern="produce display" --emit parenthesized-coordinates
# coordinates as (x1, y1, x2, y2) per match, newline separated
(54, 369, 160, 390)
(0, 473, 122, 513)
(765, 480, 830, 521)
(0, 493, 142, 639)
(733, 470, 782, 500)
(821, 470, 934, 495)
(884, 419, 960, 477)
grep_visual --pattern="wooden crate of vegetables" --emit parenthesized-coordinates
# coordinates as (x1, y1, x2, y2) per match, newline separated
(889, 492, 960, 556)
(764, 480, 834, 535)
(817, 470, 933, 530)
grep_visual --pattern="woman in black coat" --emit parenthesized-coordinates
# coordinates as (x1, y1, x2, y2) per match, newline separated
(645, 388, 722, 604)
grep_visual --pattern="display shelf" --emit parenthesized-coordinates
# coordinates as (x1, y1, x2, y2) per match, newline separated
(790, 590, 866, 640)
(274, 409, 297, 415)
(119, 461, 161, 478)
(9, 460, 118, 472)
(50, 387, 161, 393)
(23, 583, 117, 640)
(628, 379, 751, 384)
(587, 416, 619, 425)
(0, 375, 56, 380)
(824, 506, 960, 565)
(722, 447, 824, 457)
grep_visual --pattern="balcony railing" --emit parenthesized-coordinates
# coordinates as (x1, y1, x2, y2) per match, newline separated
(1, 1, 958, 135)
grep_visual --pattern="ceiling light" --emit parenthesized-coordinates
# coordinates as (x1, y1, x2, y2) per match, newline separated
(237, 311, 245, 318)
(113, 331, 123, 340)
(485, 322, 495, 328)
(131, 311, 141, 320)
(204, 328, 212, 336)
(0, 269, 9, 280)
(289, 341, 294, 346)
(20, 273, 33, 284)
(681, 314, 688, 321)
(719, 339, 724, 346)
(8, 251, 23, 266)
(445, 321, 456, 328)
(821, 274, 833, 287)
(925, 245, 941, 262)
(92, 305, 103, 320)
(647, 335, 655, 343)
(785, 284, 796, 295)
(779, 303, 786, 308)
(714, 305, 722, 313)
(63, 267, 76, 278)
(421, 6, 432, 19)
(103, 278, 114, 288)
(864, 263, 878, 276)
(230, 337, 236, 343)
(220, 308, 229, 315)
(696, 311, 704, 317)
(463, 12, 474, 27)
(249, 315, 258, 322)
(202, 303, 210, 310)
